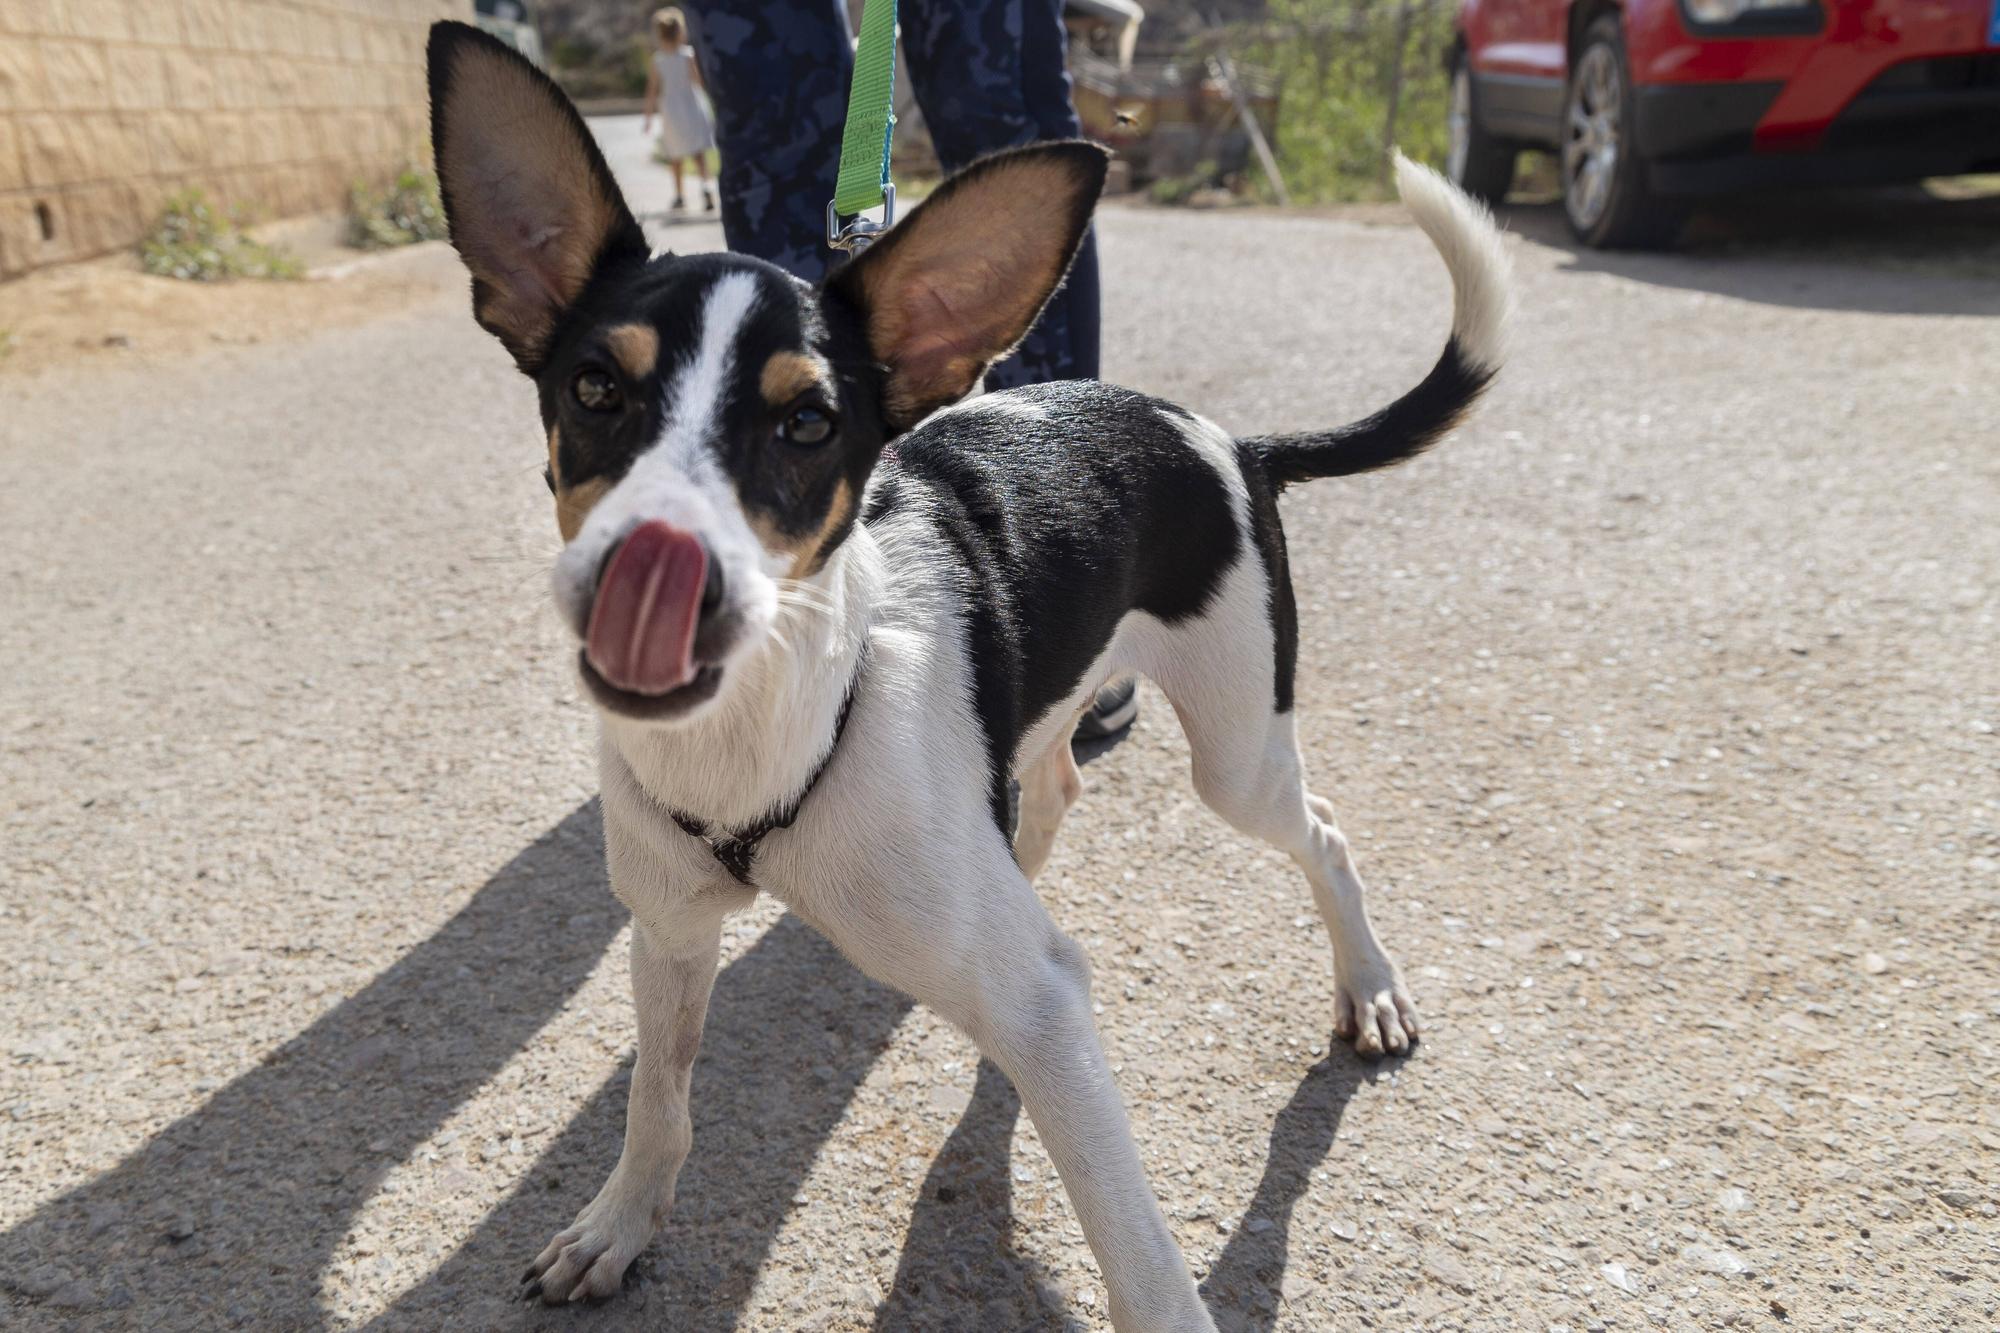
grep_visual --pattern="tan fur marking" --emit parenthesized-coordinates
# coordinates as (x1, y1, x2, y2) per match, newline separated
(759, 350, 833, 407)
(557, 479, 611, 544)
(548, 427, 610, 543)
(605, 323, 660, 380)
(749, 478, 856, 579)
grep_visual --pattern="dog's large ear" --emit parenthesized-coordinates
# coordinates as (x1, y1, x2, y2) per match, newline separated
(827, 141, 1108, 430)
(427, 21, 647, 372)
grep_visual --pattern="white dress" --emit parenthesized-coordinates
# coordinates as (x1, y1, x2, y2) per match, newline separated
(652, 48, 715, 160)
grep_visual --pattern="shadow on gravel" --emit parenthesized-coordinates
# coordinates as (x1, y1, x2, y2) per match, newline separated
(1199, 1054, 1389, 1332)
(874, 1060, 1079, 1333)
(1503, 186, 2000, 317)
(371, 912, 912, 1331)
(3, 775, 1222, 1330)
(0, 802, 625, 1327)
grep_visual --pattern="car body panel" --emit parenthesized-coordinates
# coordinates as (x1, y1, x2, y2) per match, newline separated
(1455, 0, 2000, 189)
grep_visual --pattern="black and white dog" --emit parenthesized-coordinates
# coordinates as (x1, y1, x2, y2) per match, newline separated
(428, 22, 1506, 1328)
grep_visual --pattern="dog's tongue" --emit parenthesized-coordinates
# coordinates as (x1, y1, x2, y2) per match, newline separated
(585, 520, 707, 696)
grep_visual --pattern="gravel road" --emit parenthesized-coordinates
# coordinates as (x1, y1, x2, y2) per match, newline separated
(3, 125, 1997, 1330)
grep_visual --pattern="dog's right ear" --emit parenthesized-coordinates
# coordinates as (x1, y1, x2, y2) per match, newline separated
(427, 21, 647, 373)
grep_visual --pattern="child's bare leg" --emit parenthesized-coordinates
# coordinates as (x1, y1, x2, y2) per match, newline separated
(669, 158, 685, 207)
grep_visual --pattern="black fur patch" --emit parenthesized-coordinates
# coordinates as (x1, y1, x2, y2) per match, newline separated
(865, 382, 1244, 828)
(1236, 444, 1299, 714)
(1242, 335, 1493, 488)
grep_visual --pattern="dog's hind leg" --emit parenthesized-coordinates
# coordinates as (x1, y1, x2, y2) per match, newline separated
(1154, 643, 1419, 1057)
(1014, 731, 1083, 883)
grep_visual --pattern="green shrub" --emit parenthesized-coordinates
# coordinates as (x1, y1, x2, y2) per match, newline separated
(1148, 162, 1223, 207)
(138, 190, 301, 281)
(548, 37, 651, 101)
(1231, 0, 1457, 203)
(346, 168, 449, 250)
(549, 34, 599, 68)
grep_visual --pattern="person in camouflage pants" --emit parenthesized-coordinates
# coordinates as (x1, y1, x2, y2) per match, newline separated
(679, 0, 1102, 390)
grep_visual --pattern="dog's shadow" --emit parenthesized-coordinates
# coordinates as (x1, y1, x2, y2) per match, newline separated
(366, 911, 918, 1331)
(871, 1060, 1083, 1333)
(0, 801, 1068, 1330)
(4, 779, 1357, 1330)
(1199, 1056, 1384, 1332)
(0, 802, 625, 1326)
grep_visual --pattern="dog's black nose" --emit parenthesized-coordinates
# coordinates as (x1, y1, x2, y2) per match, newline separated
(700, 551, 724, 614)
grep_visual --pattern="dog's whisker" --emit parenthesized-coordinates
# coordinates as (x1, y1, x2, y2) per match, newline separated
(774, 595, 836, 624)
(774, 586, 838, 615)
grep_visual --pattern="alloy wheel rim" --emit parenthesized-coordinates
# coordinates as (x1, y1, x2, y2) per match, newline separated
(1564, 44, 1620, 228)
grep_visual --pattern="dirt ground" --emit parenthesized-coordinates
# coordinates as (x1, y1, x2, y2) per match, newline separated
(2, 123, 1997, 1332)
(0, 214, 470, 381)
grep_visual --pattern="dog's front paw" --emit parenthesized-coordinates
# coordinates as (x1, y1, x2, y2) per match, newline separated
(1333, 952, 1420, 1058)
(520, 1197, 656, 1304)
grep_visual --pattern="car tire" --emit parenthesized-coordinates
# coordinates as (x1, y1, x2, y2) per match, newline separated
(1561, 17, 1682, 249)
(1446, 54, 1516, 205)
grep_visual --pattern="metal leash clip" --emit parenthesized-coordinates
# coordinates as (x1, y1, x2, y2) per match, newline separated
(826, 183, 896, 254)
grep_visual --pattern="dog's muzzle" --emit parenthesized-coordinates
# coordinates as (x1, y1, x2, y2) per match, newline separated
(579, 519, 727, 711)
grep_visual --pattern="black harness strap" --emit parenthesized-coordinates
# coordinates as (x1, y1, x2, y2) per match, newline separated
(668, 648, 866, 885)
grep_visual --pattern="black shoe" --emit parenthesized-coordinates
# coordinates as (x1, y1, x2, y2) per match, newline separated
(1073, 678, 1139, 742)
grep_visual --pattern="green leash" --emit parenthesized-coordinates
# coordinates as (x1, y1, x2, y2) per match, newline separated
(826, 0, 898, 252)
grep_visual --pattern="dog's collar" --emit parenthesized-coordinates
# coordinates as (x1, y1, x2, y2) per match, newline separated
(667, 643, 867, 885)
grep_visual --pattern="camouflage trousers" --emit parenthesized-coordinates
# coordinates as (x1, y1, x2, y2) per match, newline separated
(682, 0, 1100, 388)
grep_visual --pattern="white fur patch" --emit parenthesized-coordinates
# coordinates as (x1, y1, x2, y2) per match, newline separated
(1168, 411, 1250, 526)
(946, 392, 1051, 424)
(664, 271, 760, 469)
(1393, 151, 1511, 374)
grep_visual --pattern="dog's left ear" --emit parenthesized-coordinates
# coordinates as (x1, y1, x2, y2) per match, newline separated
(427, 21, 648, 373)
(828, 140, 1109, 430)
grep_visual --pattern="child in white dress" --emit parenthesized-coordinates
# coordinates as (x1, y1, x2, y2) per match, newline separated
(642, 8, 716, 212)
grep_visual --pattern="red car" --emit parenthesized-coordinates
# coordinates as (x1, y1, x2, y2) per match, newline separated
(1447, 0, 2000, 245)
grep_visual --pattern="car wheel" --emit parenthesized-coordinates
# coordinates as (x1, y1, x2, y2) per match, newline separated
(1562, 17, 1682, 248)
(1447, 56, 1516, 205)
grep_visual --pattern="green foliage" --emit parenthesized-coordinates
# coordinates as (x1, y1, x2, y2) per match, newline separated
(346, 168, 449, 250)
(623, 38, 652, 96)
(548, 34, 600, 68)
(138, 190, 302, 282)
(1148, 162, 1224, 206)
(549, 37, 651, 101)
(1233, 0, 1457, 203)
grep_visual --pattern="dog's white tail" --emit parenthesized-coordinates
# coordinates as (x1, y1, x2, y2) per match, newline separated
(1241, 151, 1511, 487)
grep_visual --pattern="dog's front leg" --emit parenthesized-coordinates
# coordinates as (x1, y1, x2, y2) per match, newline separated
(523, 890, 730, 1303)
(815, 853, 1216, 1332)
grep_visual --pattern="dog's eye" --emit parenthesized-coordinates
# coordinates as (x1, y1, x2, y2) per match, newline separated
(780, 406, 835, 447)
(572, 368, 622, 413)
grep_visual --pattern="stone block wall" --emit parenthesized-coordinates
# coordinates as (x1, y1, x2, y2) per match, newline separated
(0, 0, 471, 278)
